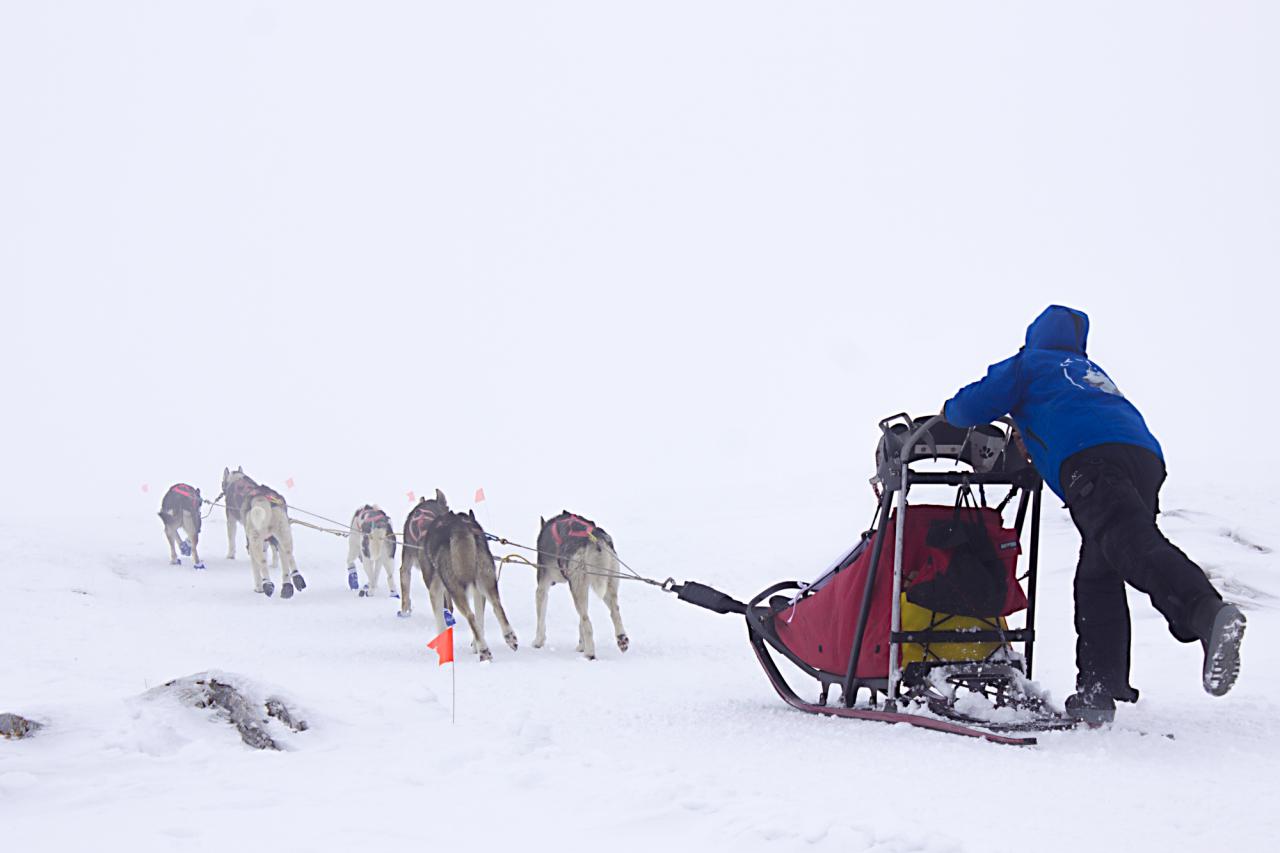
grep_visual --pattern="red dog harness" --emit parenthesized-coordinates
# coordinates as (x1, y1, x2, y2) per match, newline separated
(247, 485, 286, 507)
(225, 476, 259, 511)
(169, 483, 201, 509)
(550, 514, 598, 547)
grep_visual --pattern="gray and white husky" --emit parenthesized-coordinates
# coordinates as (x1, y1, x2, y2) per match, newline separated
(425, 510, 518, 662)
(220, 467, 279, 568)
(398, 490, 451, 618)
(240, 483, 306, 599)
(347, 504, 398, 598)
(534, 511, 628, 659)
(158, 483, 204, 569)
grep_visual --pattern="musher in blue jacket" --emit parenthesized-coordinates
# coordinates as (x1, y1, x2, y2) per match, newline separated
(943, 305, 1245, 723)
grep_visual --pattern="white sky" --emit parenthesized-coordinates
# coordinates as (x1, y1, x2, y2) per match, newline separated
(2, 2, 1276, 526)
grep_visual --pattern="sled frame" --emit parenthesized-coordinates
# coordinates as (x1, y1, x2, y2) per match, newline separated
(746, 415, 1045, 715)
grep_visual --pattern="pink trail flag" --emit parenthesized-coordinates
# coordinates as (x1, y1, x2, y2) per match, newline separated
(285, 477, 295, 489)
(474, 487, 486, 503)
(407, 491, 416, 502)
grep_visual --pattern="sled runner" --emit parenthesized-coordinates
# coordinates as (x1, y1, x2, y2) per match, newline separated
(672, 414, 1077, 745)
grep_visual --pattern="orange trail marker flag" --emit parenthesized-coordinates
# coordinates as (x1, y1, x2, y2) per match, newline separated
(474, 487, 486, 503)
(427, 609, 458, 723)
(427, 613, 455, 665)
(285, 477, 295, 489)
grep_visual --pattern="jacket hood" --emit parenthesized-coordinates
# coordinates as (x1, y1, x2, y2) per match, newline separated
(1025, 305, 1089, 353)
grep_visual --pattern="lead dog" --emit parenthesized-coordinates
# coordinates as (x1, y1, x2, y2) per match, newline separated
(158, 483, 205, 569)
(220, 467, 279, 567)
(242, 483, 306, 599)
(347, 504, 398, 598)
(398, 490, 451, 618)
(426, 510, 518, 662)
(534, 511, 629, 659)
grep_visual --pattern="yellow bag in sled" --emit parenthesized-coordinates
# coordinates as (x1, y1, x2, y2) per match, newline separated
(899, 594, 1011, 665)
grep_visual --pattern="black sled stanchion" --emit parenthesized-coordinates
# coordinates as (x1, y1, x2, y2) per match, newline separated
(667, 413, 1075, 746)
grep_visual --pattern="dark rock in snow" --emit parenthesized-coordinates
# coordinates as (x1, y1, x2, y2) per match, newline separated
(153, 673, 308, 751)
(0, 713, 42, 739)
(266, 697, 309, 732)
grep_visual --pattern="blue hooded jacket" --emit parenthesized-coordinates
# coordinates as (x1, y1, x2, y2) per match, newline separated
(943, 305, 1162, 499)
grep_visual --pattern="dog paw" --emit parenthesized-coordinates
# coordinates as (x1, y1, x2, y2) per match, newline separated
(532, 637, 546, 649)
(505, 632, 519, 651)
(347, 569, 359, 590)
(261, 581, 275, 597)
(178, 541, 192, 557)
(358, 587, 369, 598)
(479, 648, 493, 662)
(617, 634, 630, 653)
(170, 558, 181, 566)
(280, 582, 295, 599)
(194, 561, 206, 570)
(389, 590, 400, 599)
(291, 572, 307, 591)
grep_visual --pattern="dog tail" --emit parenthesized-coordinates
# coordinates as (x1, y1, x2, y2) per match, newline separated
(591, 538, 619, 581)
(448, 526, 477, 590)
(249, 501, 269, 531)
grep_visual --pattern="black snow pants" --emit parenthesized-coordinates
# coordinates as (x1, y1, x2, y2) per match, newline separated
(1059, 443, 1221, 698)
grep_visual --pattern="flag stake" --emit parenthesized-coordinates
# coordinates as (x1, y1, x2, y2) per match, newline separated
(427, 609, 458, 724)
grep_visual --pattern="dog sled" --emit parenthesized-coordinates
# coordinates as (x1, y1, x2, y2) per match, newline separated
(669, 414, 1077, 745)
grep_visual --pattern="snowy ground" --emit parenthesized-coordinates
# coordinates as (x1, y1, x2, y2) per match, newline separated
(1, 472, 1274, 853)
(4, 2, 1278, 850)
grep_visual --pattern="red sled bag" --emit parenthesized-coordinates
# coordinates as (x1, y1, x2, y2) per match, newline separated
(774, 504, 1026, 680)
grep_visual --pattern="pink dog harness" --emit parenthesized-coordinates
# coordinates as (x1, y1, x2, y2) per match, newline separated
(405, 503, 441, 543)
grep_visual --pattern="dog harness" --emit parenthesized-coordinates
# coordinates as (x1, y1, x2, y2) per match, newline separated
(353, 505, 392, 535)
(247, 485, 286, 507)
(549, 513, 598, 547)
(169, 483, 201, 508)
(405, 502, 441, 543)
(225, 475, 259, 511)
(547, 513, 601, 569)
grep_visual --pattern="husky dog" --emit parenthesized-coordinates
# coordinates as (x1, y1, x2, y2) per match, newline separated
(221, 467, 279, 567)
(347, 504, 398, 598)
(425, 510, 518, 662)
(534, 512, 629, 659)
(158, 483, 205, 569)
(242, 483, 306, 599)
(398, 490, 451, 618)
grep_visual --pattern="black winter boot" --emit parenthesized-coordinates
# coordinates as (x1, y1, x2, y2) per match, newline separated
(1065, 684, 1116, 726)
(1201, 603, 1246, 697)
